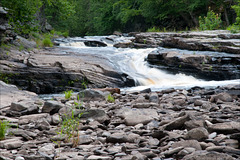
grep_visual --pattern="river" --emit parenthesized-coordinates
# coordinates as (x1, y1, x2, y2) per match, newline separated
(55, 36, 240, 92)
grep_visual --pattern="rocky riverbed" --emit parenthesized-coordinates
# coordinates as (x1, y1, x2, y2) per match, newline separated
(0, 80, 240, 160)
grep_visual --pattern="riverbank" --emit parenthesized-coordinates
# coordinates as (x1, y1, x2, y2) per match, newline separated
(0, 80, 240, 160)
(0, 30, 240, 160)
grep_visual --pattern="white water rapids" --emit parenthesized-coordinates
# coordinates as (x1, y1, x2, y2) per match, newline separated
(57, 36, 240, 92)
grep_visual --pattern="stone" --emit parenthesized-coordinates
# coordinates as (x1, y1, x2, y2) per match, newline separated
(106, 132, 128, 143)
(42, 100, 64, 114)
(78, 89, 108, 101)
(81, 109, 109, 123)
(161, 113, 190, 131)
(210, 92, 233, 103)
(116, 107, 158, 126)
(18, 113, 50, 125)
(0, 137, 23, 149)
(87, 155, 112, 160)
(149, 92, 159, 103)
(206, 146, 240, 155)
(186, 127, 209, 141)
(172, 140, 202, 150)
(207, 121, 240, 134)
(52, 114, 61, 125)
(78, 135, 93, 145)
(36, 118, 51, 130)
(183, 151, 235, 160)
(38, 143, 55, 156)
(178, 147, 196, 156)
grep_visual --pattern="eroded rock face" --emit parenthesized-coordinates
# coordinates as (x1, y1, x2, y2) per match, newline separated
(0, 47, 135, 94)
(147, 50, 240, 80)
(128, 30, 240, 54)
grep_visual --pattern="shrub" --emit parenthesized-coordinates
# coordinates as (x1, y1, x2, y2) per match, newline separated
(228, 1, 240, 33)
(106, 94, 115, 103)
(64, 90, 73, 100)
(199, 9, 222, 30)
(0, 120, 10, 140)
(147, 26, 160, 32)
(42, 38, 53, 47)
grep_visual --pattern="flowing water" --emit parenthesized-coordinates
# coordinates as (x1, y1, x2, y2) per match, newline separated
(55, 36, 240, 92)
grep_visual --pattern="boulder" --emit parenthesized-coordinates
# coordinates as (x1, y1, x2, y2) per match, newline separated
(42, 100, 64, 114)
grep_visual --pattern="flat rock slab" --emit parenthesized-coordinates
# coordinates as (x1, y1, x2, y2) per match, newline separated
(0, 81, 40, 108)
(116, 107, 158, 126)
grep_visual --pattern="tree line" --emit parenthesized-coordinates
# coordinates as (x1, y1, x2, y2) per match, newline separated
(1, 0, 239, 36)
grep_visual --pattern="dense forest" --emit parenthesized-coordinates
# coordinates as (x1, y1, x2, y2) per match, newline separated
(1, 0, 240, 36)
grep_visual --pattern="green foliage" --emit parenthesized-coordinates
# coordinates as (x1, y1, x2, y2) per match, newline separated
(199, 10, 222, 30)
(106, 94, 115, 103)
(228, 0, 240, 33)
(0, 73, 9, 84)
(42, 38, 53, 47)
(64, 90, 73, 100)
(147, 27, 160, 32)
(0, 120, 10, 140)
(1, 0, 42, 35)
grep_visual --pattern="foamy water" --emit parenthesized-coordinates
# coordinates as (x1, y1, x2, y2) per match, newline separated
(56, 36, 240, 91)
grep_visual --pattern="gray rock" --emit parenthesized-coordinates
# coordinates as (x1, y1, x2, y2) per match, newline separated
(116, 107, 158, 126)
(36, 118, 50, 130)
(78, 135, 93, 145)
(38, 143, 55, 156)
(42, 100, 64, 114)
(186, 127, 209, 141)
(207, 121, 240, 134)
(18, 113, 50, 125)
(0, 137, 23, 149)
(81, 109, 109, 123)
(87, 155, 112, 160)
(161, 113, 190, 131)
(172, 140, 202, 150)
(183, 151, 236, 160)
(52, 114, 61, 125)
(210, 92, 233, 103)
(78, 89, 107, 101)
(178, 147, 196, 156)
(149, 92, 159, 103)
(106, 132, 128, 143)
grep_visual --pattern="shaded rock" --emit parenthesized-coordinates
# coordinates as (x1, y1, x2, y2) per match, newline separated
(42, 100, 64, 114)
(183, 151, 236, 160)
(0, 137, 23, 149)
(149, 92, 159, 103)
(87, 155, 112, 160)
(186, 127, 209, 141)
(210, 92, 233, 103)
(78, 135, 93, 145)
(36, 118, 50, 130)
(81, 109, 109, 123)
(206, 146, 240, 155)
(207, 121, 240, 134)
(78, 89, 107, 101)
(178, 147, 196, 156)
(106, 132, 128, 143)
(172, 140, 202, 150)
(161, 113, 190, 131)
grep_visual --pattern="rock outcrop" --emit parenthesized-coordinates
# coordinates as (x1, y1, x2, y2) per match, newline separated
(0, 81, 240, 159)
(128, 30, 240, 54)
(0, 47, 135, 94)
(147, 50, 240, 80)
